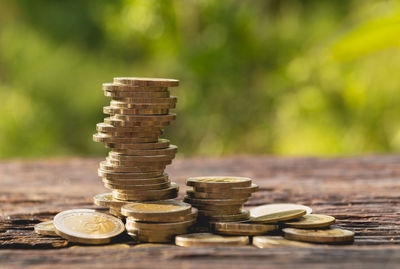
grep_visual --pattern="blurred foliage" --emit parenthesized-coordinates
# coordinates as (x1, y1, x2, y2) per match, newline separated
(0, 0, 400, 158)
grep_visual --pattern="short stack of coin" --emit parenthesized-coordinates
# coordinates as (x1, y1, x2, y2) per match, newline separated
(93, 77, 180, 216)
(122, 201, 197, 243)
(184, 176, 258, 227)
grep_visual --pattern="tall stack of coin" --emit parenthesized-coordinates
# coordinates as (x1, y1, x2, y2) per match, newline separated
(184, 176, 258, 227)
(93, 77, 180, 216)
(122, 201, 197, 243)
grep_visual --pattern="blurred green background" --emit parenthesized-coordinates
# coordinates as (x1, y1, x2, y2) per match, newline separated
(0, 0, 400, 158)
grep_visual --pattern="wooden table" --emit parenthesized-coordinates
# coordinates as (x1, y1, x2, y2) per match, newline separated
(1, 156, 400, 268)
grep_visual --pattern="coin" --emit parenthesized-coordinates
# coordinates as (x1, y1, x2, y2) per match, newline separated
(97, 131, 162, 138)
(103, 83, 168, 92)
(127, 230, 175, 243)
(126, 219, 195, 232)
(93, 193, 132, 208)
(253, 236, 314, 248)
(250, 203, 313, 217)
(186, 189, 250, 200)
(101, 175, 169, 185)
(104, 139, 170, 150)
(126, 207, 198, 223)
(210, 222, 278, 236)
(121, 200, 191, 219)
(283, 228, 354, 244)
(53, 209, 125, 244)
(104, 180, 170, 191)
(104, 106, 169, 115)
(100, 161, 164, 173)
(104, 117, 171, 127)
(133, 243, 175, 248)
(108, 152, 175, 162)
(109, 207, 124, 219)
(198, 210, 250, 222)
(110, 100, 175, 109)
(114, 77, 179, 87)
(190, 204, 243, 213)
(113, 113, 176, 122)
(93, 133, 158, 143)
(110, 145, 177, 156)
(34, 221, 57, 236)
(175, 233, 249, 247)
(111, 96, 177, 104)
(96, 123, 162, 133)
(186, 176, 252, 188)
(183, 196, 248, 206)
(104, 90, 170, 98)
(106, 158, 171, 167)
(284, 214, 335, 228)
(113, 190, 177, 201)
(98, 169, 164, 180)
(194, 183, 259, 194)
(250, 209, 306, 224)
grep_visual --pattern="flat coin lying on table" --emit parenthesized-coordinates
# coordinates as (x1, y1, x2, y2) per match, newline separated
(187, 176, 252, 188)
(253, 236, 314, 248)
(175, 233, 249, 247)
(284, 214, 335, 228)
(34, 221, 57, 236)
(121, 200, 191, 220)
(210, 222, 278, 236)
(250, 209, 306, 224)
(53, 209, 125, 244)
(250, 203, 312, 217)
(283, 228, 355, 244)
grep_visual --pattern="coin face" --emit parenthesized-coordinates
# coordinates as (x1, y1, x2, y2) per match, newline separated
(175, 233, 249, 247)
(284, 214, 335, 228)
(283, 228, 355, 243)
(250, 203, 312, 217)
(53, 209, 125, 244)
(34, 221, 57, 236)
(253, 236, 314, 248)
(210, 222, 278, 236)
(121, 200, 191, 219)
(187, 176, 252, 188)
(250, 209, 306, 224)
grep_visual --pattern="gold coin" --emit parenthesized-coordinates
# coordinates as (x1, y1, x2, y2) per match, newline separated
(104, 139, 170, 150)
(109, 207, 124, 219)
(283, 228, 355, 244)
(110, 100, 175, 109)
(104, 117, 171, 127)
(112, 183, 179, 201)
(93, 133, 158, 143)
(250, 203, 313, 218)
(253, 236, 314, 248)
(126, 207, 198, 223)
(104, 106, 169, 115)
(210, 222, 278, 236)
(113, 77, 179, 87)
(194, 183, 259, 194)
(250, 209, 306, 224)
(198, 210, 250, 222)
(186, 176, 252, 188)
(133, 243, 175, 248)
(121, 200, 191, 219)
(34, 221, 57, 236)
(108, 152, 175, 162)
(53, 209, 125, 244)
(105, 157, 171, 167)
(190, 203, 243, 213)
(96, 123, 162, 133)
(97, 131, 162, 138)
(104, 180, 171, 191)
(103, 83, 168, 92)
(183, 196, 248, 206)
(93, 193, 132, 208)
(104, 90, 170, 98)
(98, 169, 164, 180)
(111, 96, 177, 104)
(113, 113, 176, 122)
(100, 161, 164, 173)
(186, 189, 250, 200)
(101, 175, 169, 185)
(126, 219, 195, 232)
(284, 214, 335, 228)
(110, 145, 177, 156)
(127, 231, 175, 243)
(175, 233, 249, 247)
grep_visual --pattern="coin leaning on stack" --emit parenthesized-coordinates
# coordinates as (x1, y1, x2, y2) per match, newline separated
(122, 200, 197, 243)
(93, 77, 180, 217)
(184, 176, 259, 227)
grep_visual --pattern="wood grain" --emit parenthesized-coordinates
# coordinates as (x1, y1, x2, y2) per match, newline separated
(1, 156, 400, 268)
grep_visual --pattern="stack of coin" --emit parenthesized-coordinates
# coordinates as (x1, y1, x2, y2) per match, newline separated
(184, 176, 258, 227)
(122, 201, 197, 243)
(93, 77, 180, 216)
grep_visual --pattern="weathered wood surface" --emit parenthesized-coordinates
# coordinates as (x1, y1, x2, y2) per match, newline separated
(1, 156, 400, 268)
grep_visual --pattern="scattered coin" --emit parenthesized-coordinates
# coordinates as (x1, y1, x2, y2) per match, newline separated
(175, 233, 249, 247)
(34, 221, 57, 236)
(250, 203, 312, 217)
(253, 236, 314, 248)
(284, 214, 335, 228)
(250, 209, 307, 224)
(210, 222, 278, 236)
(53, 209, 125, 244)
(283, 228, 355, 244)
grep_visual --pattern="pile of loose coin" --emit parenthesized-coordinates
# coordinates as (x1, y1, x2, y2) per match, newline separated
(184, 176, 259, 227)
(122, 201, 197, 242)
(93, 77, 180, 216)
